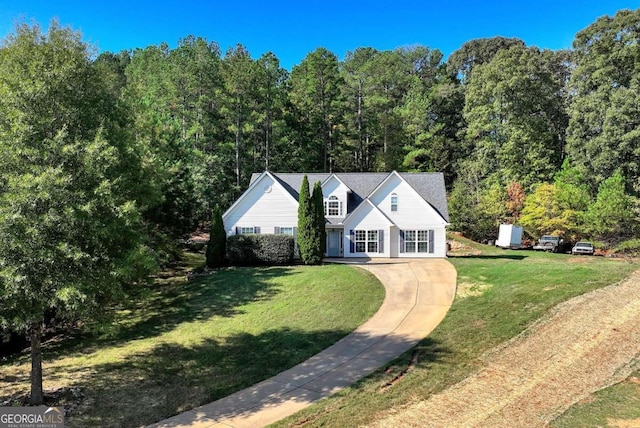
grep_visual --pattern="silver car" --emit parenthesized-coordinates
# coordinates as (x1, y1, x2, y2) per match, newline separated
(571, 241, 594, 255)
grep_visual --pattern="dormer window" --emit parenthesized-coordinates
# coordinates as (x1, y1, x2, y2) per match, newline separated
(391, 193, 398, 212)
(324, 195, 343, 217)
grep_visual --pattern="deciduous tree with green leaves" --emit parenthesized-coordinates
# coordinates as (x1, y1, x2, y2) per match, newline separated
(566, 9, 640, 191)
(463, 45, 565, 189)
(520, 183, 571, 237)
(586, 170, 637, 243)
(0, 21, 155, 404)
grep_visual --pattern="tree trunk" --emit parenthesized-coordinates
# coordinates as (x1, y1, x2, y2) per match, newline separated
(29, 321, 44, 405)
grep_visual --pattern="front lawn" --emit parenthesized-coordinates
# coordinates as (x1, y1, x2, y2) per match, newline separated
(274, 244, 637, 427)
(0, 254, 384, 427)
(551, 368, 640, 427)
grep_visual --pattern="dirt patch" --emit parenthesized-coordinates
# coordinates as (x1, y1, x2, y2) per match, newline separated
(567, 256, 592, 263)
(456, 281, 492, 298)
(369, 270, 640, 428)
(608, 418, 640, 428)
(1, 387, 84, 417)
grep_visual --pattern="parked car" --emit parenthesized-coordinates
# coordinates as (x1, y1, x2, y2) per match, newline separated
(571, 241, 594, 255)
(532, 235, 564, 252)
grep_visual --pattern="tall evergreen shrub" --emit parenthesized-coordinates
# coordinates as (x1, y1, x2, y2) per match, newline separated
(311, 181, 326, 262)
(206, 206, 227, 268)
(297, 175, 312, 263)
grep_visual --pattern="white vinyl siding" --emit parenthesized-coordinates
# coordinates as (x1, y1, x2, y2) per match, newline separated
(367, 172, 448, 258)
(321, 176, 349, 219)
(224, 174, 299, 237)
(343, 199, 390, 257)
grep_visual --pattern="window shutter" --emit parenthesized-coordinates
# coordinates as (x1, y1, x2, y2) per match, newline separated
(399, 230, 405, 253)
(379, 229, 384, 253)
(349, 229, 355, 253)
(339, 201, 343, 216)
(255, 226, 261, 234)
(235, 226, 240, 235)
(293, 227, 297, 238)
(429, 230, 435, 253)
(274, 227, 280, 234)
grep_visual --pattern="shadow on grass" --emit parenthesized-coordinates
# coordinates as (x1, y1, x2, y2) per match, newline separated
(64, 328, 348, 427)
(44, 266, 295, 358)
(61, 330, 449, 428)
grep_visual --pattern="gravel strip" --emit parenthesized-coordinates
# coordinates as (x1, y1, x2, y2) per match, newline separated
(369, 270, 640, 428)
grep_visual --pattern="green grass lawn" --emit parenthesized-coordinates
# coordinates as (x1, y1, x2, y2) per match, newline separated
(0, 254, 384, 428)
(551, 368, 640, 427)
(273, 242, 638, 427)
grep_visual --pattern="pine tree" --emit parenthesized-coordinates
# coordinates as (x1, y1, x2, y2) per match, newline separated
(206, 207, 227, 268)
(297, 175, 312, 263)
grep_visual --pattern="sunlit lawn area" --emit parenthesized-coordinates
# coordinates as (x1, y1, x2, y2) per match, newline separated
(551, 368, 640, 427)
(0, 253, 384, 427)
(274, 242, 638, 427)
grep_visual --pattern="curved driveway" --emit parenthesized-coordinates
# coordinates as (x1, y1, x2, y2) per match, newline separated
(150, 258, 457, 428)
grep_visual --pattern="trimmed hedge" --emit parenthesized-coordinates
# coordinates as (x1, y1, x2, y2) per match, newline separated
(227, 234, 295, 266)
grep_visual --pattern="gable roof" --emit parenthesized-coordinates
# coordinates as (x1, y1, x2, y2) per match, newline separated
(224, 171, 298, 220)
(343, 198, 395, 227)
(249, 171, 449, 222)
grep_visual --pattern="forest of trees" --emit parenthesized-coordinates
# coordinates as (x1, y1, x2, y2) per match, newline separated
(2, 8, 640, 403)
(93, 8, 640, 246)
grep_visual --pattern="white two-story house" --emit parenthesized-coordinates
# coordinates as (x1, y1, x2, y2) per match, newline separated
(222, 171, 449, 258)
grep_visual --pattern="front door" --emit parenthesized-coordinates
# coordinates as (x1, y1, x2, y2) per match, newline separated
(327, 230, 343, 257)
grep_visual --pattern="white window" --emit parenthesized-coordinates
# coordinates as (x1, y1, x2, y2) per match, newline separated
(391, 193, 398, 212)
(405, 230, 416, 252)
(355, 230, 366, 252)
(324, 195, 342, 217)
(279, 227, 294, 235)
(367, 230, 379, 252)
(240, 227, 256, 234)
(354, 229, 379, 253)
(403, 229, 432, 253)
(417, 230, 429, 252)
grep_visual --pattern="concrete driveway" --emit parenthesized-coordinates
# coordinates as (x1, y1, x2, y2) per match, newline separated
(149, 258, 457, 428)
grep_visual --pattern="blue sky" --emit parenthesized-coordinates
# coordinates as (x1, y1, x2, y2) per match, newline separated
(1, 1, 639, 69)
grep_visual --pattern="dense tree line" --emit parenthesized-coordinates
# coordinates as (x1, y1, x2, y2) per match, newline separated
(90, 8, 639, 246)
(2, 9, 640, 402)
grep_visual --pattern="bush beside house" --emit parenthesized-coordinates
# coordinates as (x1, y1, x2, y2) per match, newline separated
(226, 234, 295, 266)
(206, 207, 227, 268)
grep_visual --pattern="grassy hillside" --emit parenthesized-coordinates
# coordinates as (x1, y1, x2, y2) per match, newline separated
(274, 242, 637, 427)
(0, 254, 384, 427)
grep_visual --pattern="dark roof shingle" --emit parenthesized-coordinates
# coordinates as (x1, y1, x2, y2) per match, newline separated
(250, 171, 449, 222)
